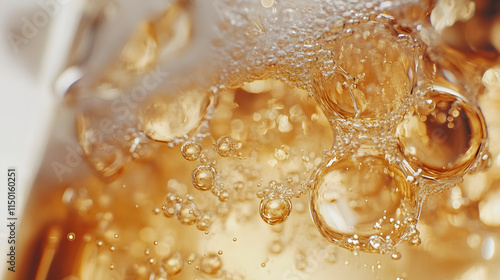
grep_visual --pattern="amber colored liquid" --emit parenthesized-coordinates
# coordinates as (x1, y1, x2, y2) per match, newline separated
(10, 0, 500, 279)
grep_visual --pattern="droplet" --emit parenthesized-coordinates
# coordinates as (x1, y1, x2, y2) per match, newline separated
(192, 165, 217, 191)
(398, 87, 486, 179)
(162, 252, 183, 276)
(259, 196, 292, 225)
(310, 155, 417, 253)
(199, 254, 222, 274)
(181, 141, 202, 161)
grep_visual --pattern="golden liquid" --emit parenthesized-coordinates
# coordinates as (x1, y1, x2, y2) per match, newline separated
(10, 0, 500, 279)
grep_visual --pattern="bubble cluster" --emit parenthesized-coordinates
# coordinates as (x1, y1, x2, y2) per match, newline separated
(161, 193, 211, 231)
(63, 0, 495, 278)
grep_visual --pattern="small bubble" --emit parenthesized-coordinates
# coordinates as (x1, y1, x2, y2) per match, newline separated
(114, 234, 119, 238)
(196, 218, 210, 231)
(216, 136, 235, 157)
(154, 241, 158, 245)
(269, 240, 283, 254)
(110, 245, 116, 251)
(391, 251, 402, 260)
(83, 234, 92, 242)
(181, 141, 202, 161)
(110, 264, 115, 270)
(259, 196, 292, 225)
(199, 254, 222, 274)
(192, 165, 217, 191)
(162, 252, 184, 276)
(410, 236, 421, 246)
(186, 253, 196, 264)
(219, 190, 230, 202)
(67, 233, 75, 241)
(218, 250, 223, 255)
(96, 240, 103, 246)
(233, 238, 237, 242)
(177, 201, 200, 225)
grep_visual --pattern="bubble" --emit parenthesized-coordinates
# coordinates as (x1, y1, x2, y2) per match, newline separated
(269, 240, 283, 254)
(216, 136, 236, 157)
(177, 201, 200, 225)
(310, 155, 418, 253)
(186, 253, 196, 265)
(259, 196, 292, 225)
(162, 252, 183, 276)
(410, 236, 422, 247)
(219, 190, 230, 202)
(163, 193, 178, 218)
(261, 0, 274, 8)
(67, 233, 76, 241)
(312, 21, 416, 120)
(192, 165, 217, 191)
(181, 141, 202, 161)
(398, 86, 487, 179)
(391, 251, 402, 260)
(199, 254, 222, 274)
(274, 147, 289, 161)
(137, 89, 212, 143)
(196, 216, 211, 231)
(76, 112, 126, 178)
